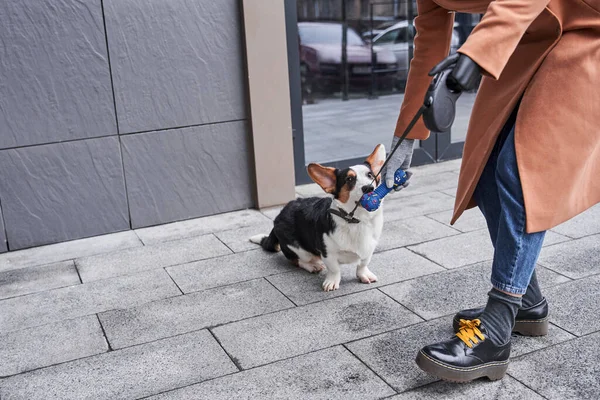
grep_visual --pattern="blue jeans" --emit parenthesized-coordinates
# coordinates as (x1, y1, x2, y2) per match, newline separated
(473, 108, 546, 295)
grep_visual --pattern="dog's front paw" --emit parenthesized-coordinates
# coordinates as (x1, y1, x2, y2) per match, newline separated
(322, 273, 341, 292)
(357, 268, 378, 284)
(313, 262, 326, 273)
(298, 260, 326, 274)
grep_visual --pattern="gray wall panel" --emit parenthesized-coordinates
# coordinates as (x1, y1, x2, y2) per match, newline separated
(0, 137, 130, 250)
(122, 122, 253, 229)
(0, 201, 7, 253)
(104, 0, 248, 134)
(0, 0, 117, 149)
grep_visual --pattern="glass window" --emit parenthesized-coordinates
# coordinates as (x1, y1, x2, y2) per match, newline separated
(298, 23, 364, 46)
(374, 29, 398, 45)
(395, 26, 416, 43)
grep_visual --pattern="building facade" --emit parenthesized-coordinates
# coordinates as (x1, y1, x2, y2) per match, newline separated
(0, 0, 295, 252)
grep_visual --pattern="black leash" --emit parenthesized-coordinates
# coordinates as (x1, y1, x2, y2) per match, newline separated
(330, 103, 429, 224)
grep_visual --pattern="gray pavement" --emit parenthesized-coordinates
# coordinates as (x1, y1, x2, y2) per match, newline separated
(303, 93, 476, 164)
(1, 158, 599, 399)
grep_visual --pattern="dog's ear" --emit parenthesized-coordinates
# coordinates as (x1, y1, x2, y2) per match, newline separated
(365, 144, 386, 177)
(307, 163, 337, 194)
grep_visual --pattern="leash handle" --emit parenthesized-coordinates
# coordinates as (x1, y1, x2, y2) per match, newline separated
(422, 68, 462, 132)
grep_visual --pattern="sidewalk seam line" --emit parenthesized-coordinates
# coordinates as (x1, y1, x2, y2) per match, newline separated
(213, 234, 236, 254)
(96, 313, 114, 352)
(505, 373, 551, 399)
(263, 277, 298, 307)
(377, 288, 428, 321)
(342, 343, 399, 394)
(404, 247, 449, 270)
(163, 267, 185, 295)
(73, 259, 84, 284)
(208, 328, 242, 371)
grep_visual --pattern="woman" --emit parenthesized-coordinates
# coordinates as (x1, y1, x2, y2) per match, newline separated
(382, 0, 600, 382)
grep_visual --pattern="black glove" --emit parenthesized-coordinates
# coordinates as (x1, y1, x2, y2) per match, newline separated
(429, 53, 481, 92)
(423, 53, 481, 132)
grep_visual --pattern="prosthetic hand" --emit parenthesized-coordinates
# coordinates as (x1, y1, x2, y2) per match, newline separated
(423, 53, 481, 132)
(382, 136, 414, 192)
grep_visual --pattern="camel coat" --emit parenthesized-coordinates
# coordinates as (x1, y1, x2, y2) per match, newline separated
(395, 0, 600, 232)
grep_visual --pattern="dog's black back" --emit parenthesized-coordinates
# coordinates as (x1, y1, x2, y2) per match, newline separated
(263, 196, 336, 261)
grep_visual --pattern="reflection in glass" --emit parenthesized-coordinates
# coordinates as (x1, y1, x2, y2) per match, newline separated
(296, 3, 480, 167)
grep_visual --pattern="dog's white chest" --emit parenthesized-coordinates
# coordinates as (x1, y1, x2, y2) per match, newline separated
(336, 250, 361, 264)
(327, 212, 383, 262)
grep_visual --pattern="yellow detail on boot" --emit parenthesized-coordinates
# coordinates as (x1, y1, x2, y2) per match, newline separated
(456, 319, 485, 348)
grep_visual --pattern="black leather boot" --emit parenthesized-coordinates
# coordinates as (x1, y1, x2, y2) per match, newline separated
(416, 319, 510, 382)
(452, 297, 549, 336)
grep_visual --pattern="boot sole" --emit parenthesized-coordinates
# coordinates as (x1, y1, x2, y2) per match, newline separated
(416, 350, 508, 382)
(452, 317, 549, 337)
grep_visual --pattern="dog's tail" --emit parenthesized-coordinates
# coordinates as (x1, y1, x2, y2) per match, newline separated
(249, 229, 280, 252)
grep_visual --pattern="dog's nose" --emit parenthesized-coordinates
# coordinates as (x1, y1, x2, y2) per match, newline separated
(361, 185, 374, 194)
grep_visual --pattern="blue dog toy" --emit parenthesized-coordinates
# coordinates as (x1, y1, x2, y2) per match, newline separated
(359, 168, 408, 211)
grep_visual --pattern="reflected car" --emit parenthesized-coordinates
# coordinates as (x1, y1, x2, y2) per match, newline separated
(372, 21, 461, 88)
(298, 22, 399, 95)
(360, 19, 402, 42)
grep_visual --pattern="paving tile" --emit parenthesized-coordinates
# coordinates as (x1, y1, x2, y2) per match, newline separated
(348, 317, 573, 393)
(509, 331, 600, 400)
(214, 221, 275, 253)
(538, 234, 600, 279)
(510, 323, 576, 358)
(135, 209, 271, 245)
(212, 290, 422, 369)
(99, 279, 294, 349)
(535, 265, 573, 287)
(0, 330, 236, 400)
(391, 376, 544, 399)
(543, 230, 572, 247)
(408, 229, 493, 269)
(441, 188, 457, 197)
(149, 347, 395, 400)
(428, 211, 572, 245)
(266, 248, 444, 305)
(0, 261, 79, 300)
(552, 204, 600, 239)
(76, 234, 231, 282)
(402, 172, 458, 196)
(380, 262, 569, 320)
(545, 274, 600, 336)
(0, 316, 107, 377)
(383, 192, 455, 223)
(167, 249, 295, 294)
(346, 317, 451, 392)
(427, 208, 487, 233)
(0, 269, 179, 333)
(259, 205, 284, 220)
(0, 231, 142, 273)
(376, 216, 459, 252)
(411, 158, 462, 176)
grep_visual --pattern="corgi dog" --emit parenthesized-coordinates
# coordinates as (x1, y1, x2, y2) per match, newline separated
(250, 144, 386, 291)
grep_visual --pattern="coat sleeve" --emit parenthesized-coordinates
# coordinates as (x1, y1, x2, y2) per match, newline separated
(458, 0, 550, 80)
(394, 0, 454, 140)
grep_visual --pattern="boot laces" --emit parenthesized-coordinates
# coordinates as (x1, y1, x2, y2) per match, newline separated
(456, 319, 485, 348)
